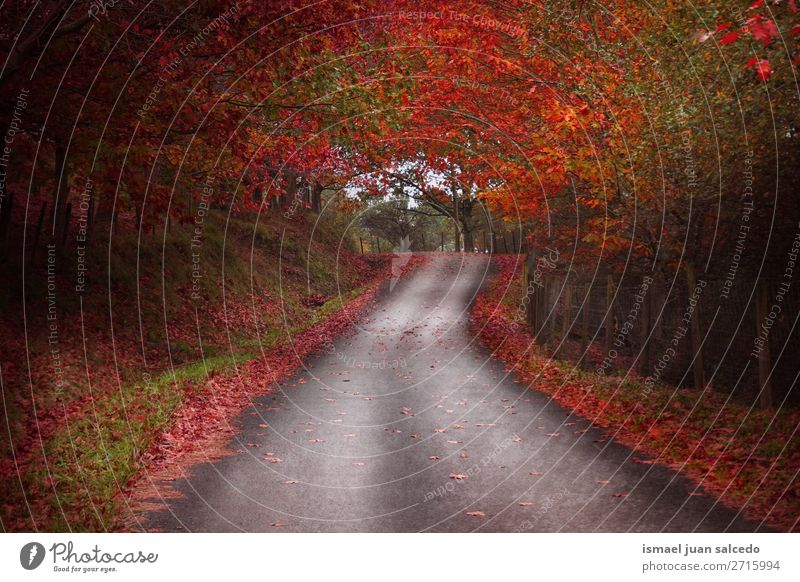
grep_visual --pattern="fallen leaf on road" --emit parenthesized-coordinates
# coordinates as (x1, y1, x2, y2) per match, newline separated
(519, 502, 534, 507)
(465, 511, 485, 517)
(429, 456, 440, 460)
(450, 473, 467, 480)
(612, 492, 628, 498)
(632, 458, 654, 465)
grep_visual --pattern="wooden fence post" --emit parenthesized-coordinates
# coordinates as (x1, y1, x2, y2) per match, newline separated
(556, 276, 572, 358)
(685, 262, 706, 390)
(755, 279, 773, 409)
(640, 282, 651, 376)
(604, 274, 614, 357)
(548, 277, 558, 338)
(525, 250, 537, 328)
(579, 283, 590, 367)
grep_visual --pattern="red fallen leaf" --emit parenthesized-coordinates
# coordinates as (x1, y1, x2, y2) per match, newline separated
(748, 18, 779, 47)
(753, 59, 772, 81)
(450, 473, 467, 480)
(719, 30, 742, 45)
(744, 57, 772, 81)
(282, 480, 298, 484)
(465, 511, 485, 517)
(258, 423, 269, 428)
(597, 480, 610, 485)
(518, 502, 534, 507)
(400, 407, 414, 416)
(612, 492, 628, 498)
(429, 456, 441, 460)
(529, 471, 543, 476)
(453, 424, 465, 429)
(410, 433, 420, 439)
(459, 452, 468, 459)
(271, 523, 285, 528)
(434, 428, 447, 433)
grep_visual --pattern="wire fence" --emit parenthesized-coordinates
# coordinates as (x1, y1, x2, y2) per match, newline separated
(522, 252, 800, 409)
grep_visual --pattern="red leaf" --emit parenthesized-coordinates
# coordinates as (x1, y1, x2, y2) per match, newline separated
(748, 19, 779, 47)
(719, 30, 742, 45)
(756, 60, 772, 81)
(465, 511, 485, 517)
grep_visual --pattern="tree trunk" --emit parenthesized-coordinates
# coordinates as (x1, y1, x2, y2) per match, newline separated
(460, 202, 474, 251)
(53, 142, 70, 233)
(311, 183, 322, 213)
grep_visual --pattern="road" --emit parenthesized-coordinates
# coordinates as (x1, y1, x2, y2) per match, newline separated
(143, 254, 763, 532)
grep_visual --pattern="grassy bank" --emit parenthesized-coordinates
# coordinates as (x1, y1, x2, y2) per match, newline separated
(1, 209, 387, 531)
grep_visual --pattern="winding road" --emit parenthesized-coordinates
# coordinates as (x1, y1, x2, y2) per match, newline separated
(143, 254, 763, 532)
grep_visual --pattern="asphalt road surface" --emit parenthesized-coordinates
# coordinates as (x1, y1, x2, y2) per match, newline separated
(143, 254, 763, 532)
